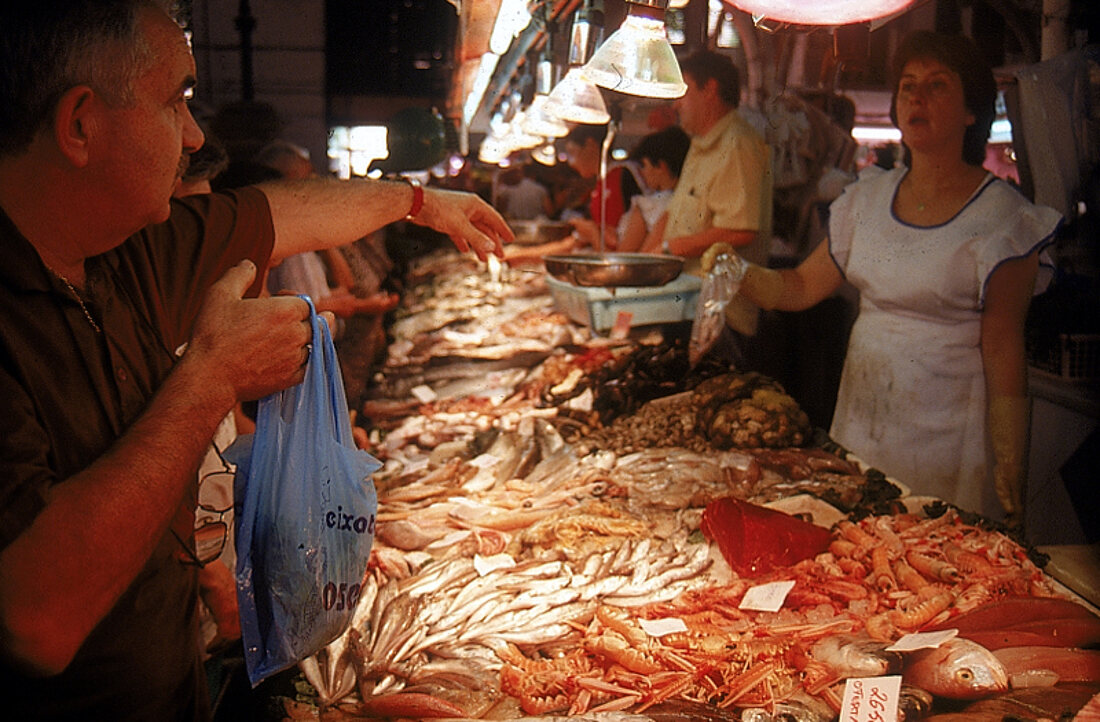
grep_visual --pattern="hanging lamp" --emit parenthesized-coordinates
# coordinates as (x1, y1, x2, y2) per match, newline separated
(543, 0, 610, 124)
(725, 0, 917, 26)
(580, 0, 686, 99)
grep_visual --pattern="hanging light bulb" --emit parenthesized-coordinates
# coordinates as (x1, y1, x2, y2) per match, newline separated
(478, 134, 510, 165)
(726, 0, 916, 26)
(531, 142, 558, 166)
(580, 0, 686, 99)
(542, 1, 610, 125)
(504, 113, 544, 151)
(544, 67, 610, 124)
(522, 95, 570, 138)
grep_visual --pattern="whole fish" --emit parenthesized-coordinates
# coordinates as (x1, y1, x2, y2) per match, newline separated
(903, 638, 1008, 700)
(811, 634, 902, 678)
(992, 645, 1100, 684)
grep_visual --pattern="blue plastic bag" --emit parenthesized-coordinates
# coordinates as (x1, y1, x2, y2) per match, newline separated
(226, 296, 381, 687)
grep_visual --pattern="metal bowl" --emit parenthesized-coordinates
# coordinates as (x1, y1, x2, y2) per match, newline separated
(543, 253, 685, 287)
(509, 220, 574, 246)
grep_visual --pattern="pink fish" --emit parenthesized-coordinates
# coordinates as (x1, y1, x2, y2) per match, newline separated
(992, 645, 1100, 685)
(903, 638, 1009, 700)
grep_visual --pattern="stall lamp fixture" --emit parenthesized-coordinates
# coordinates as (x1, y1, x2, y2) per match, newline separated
(521, 95, 571, 138)
(478, 133, 510, 165)
(544, 66, 611, 124)
(724, 0, 917, 26)
(532, 142, 558, 166)
(580, 0, 686, 99)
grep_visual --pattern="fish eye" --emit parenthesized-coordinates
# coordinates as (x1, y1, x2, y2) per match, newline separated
(957, 668, 974, 682)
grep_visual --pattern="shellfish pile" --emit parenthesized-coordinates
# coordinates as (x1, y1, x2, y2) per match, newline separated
(285, 250, 1099, 720)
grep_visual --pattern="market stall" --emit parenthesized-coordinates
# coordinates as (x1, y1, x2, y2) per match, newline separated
(276, 248, 1100, 720)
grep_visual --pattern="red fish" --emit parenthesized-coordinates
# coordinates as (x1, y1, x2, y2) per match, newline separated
(700, 497, 832, 575)
(992, 646, 1100, 685)
(903, 638, 1009, 700)
(928, 595, 1100, 649)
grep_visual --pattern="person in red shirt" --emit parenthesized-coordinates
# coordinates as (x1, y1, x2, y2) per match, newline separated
(561, 124, 643, 250)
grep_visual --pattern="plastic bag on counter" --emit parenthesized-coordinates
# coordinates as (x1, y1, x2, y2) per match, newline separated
(226, 296, 381, 687)
(689, 252, 743, 367)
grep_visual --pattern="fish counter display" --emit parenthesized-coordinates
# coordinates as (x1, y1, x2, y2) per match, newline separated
(278, 249, 1100, 721)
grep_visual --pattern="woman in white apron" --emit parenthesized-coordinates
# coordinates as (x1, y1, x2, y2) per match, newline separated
(701, 31, 1062, 523)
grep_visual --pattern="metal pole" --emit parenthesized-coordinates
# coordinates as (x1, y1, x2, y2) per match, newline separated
(236, 0, 256, 101)
(599, 119, 617, 253)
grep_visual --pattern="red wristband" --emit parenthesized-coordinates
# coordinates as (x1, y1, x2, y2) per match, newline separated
(403, 177, 424, 221)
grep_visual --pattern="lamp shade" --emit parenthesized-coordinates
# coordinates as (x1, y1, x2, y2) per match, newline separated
(580, 14, 686, 99)
(725, 0, 916, 25)
(522, 95, 571, 138)
(531, 142, 558, 166)
(544, 67, 611, 125)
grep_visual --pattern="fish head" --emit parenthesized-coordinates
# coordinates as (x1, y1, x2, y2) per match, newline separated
(903, 638, 1009, 700)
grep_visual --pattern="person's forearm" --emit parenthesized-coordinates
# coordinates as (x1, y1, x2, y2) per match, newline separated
(982, 331, 1029, 398)
(262, 177, 414, 264)
(262, 177, 511, 265)
(667, 228, 757, 257)
(0, 359, 234, 676)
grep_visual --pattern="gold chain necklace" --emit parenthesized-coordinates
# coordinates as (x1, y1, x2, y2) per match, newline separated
(52, 270, 102, 334)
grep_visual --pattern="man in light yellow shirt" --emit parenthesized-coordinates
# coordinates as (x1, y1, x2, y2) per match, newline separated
(655, 50, 772, 337)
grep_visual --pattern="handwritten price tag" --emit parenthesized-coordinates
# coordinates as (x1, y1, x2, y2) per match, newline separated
(840, 676, 901, 722)
(738, 580, 795, 612)
(639, 617, 688, 637)
(887, 628, 958, 652)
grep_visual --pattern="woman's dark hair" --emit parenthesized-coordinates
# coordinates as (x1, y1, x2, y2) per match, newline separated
(631, 126, 691, 178)
(678, 50, 741, 108)
(889, 31, 997, 167)
(563, 122, 608, 148)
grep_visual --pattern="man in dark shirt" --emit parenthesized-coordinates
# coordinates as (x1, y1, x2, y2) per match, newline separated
(0, 1, 511, 719)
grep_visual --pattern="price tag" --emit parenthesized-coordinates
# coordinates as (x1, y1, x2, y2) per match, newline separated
(887, 628, 958, 652)
(738, 580, 795, 612)
(610, 311, 633, 340)
(639, 617, 688, 637)
(410, 384, 437, 403)
(840, 676, 901, 722)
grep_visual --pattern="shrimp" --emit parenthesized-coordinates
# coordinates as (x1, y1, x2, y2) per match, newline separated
(889, 590, 955, 631)
(870, 546, 898, 593)
(893, 557, 933, 595)
(906, 550, 960, 583)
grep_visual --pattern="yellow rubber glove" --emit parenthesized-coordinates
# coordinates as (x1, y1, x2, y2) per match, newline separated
(700, 242, 786, 310)
(701, 242, 734, 273)
(989, 394, 1029, 523)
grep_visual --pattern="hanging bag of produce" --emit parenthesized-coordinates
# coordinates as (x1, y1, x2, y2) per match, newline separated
(226, 296, 381, 687)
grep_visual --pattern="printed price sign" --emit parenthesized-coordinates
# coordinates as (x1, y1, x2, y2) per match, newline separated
(840, 676, 901, 722)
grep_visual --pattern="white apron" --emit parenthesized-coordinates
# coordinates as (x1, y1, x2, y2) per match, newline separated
(827, 168, 1062, 517)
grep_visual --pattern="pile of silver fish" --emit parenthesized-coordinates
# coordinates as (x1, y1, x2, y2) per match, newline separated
(288, 250, 1100, 721)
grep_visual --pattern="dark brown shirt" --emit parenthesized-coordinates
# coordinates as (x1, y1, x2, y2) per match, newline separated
(0, 188, 274, 720)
